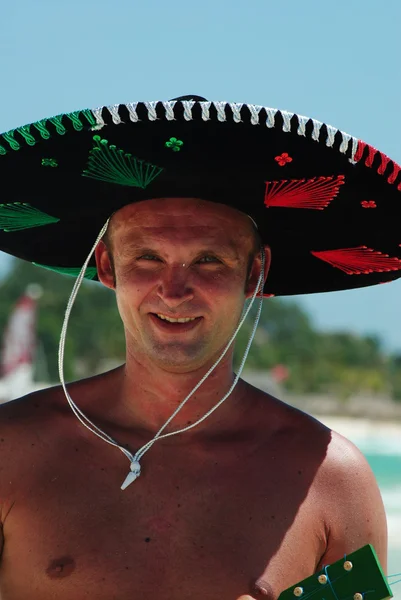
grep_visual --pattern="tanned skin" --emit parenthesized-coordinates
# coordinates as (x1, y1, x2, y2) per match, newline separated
(0, 198, 387, 600)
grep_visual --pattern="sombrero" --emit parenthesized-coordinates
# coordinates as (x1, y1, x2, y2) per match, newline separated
(0, 94, 400, 297)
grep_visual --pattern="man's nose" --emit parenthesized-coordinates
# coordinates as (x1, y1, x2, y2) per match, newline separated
(156, 266, 194, 308)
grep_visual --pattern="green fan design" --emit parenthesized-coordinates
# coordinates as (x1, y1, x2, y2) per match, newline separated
(0, 203, 60, 232)
(82, 135, 163, 189)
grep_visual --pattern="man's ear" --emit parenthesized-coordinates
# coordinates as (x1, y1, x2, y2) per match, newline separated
(245, 245, 271, 299)
(95, 240, 115, 290)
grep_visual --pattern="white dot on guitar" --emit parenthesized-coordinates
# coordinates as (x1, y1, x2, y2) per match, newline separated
(344, 560, 353, 571)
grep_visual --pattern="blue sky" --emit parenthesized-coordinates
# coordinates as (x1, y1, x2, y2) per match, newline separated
(1, 0, 401, 350)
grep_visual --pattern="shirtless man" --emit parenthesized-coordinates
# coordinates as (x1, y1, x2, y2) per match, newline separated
(0, 94, 398, 600)
(0, 197, 387, 600)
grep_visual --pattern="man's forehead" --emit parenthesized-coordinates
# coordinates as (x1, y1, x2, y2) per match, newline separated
(110, 197, 251, 230)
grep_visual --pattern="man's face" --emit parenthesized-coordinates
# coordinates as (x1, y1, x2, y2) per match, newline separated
(95, 198, 267, 373)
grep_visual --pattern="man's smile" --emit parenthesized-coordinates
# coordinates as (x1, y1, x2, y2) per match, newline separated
(156, 313, 199, 323)
(149, 313, 203, 332)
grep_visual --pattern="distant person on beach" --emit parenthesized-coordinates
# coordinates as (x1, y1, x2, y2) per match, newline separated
(0, 95, 398, 599)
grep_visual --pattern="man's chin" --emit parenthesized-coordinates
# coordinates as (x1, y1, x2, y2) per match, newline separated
(144, 341, 213, 373)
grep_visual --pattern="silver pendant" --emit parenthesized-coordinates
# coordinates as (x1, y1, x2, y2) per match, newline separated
(121, 460, 141, 490)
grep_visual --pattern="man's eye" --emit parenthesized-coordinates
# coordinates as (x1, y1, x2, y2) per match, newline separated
(198, 256, 220, 264)
(138, 254, 160, 261)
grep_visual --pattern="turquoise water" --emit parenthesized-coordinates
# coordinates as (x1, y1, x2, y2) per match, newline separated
(366, 454, 401, 489)
(320, 420, 401, 599)
(366, 452, 401, 597)
(352, 440, 401, 599)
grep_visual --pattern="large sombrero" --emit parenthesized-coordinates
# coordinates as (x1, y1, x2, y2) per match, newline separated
(0, 94, 400, 297)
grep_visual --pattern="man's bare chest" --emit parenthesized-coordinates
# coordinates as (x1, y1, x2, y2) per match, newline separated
(0, 431, 326, 600)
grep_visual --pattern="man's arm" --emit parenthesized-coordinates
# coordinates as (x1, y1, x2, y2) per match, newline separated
(317, 432, 388, 574)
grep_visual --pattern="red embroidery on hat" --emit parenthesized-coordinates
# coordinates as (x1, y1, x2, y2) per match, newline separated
(275, 153, 293, 167)
(377, 154, 391, 175)
(264, 175, 345, 210)
(311, 246, 401, 275)
(388, 163, 401, 186)
(354, 141, 366, 164)
(361, 200, 376, 208)
(354, 140, 401, 190)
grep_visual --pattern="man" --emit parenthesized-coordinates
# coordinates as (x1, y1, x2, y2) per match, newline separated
(0, 96, 399, 600)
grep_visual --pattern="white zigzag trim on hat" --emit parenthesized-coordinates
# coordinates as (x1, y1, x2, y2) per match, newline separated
(182, 100, 196, 121)
(248, 104, 263, 125)
(107, 104, 122, 125)
(86, 100, 398, 182)
(200, 101, 212, 121)
(162, 101, 176, 121)
(325, 124, 336, 148)
(144, 101, 158, 121)
(339, 132, 352, 154)
(126, 102, 140, 122)
(214, 102, 227, 122)
(281, 111, 293, 133)
(297, 115, 308, 137)
(229, 103, 243, 123)
(92, 107, 106, 131)
(311, 119, 323, 142)
(349, 136, 359, 164)
(265, 108, 278, 128)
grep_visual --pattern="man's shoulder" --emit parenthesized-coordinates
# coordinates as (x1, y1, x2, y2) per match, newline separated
(248, 384, 369, 476)
(0, 385, 66, 427)
(247, 382, 331, 439)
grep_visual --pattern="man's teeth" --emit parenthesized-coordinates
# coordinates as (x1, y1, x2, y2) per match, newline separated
(156, 314, 197, 323)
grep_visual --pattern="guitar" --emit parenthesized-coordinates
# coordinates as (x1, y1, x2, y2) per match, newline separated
(277, 545, 392, 600)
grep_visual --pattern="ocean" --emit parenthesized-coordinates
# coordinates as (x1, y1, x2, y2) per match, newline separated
(359, 444, 401, 599)
(322, 418, 401, 600)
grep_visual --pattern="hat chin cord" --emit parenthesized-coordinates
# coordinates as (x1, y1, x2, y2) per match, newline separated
(58, 220, 265, 490)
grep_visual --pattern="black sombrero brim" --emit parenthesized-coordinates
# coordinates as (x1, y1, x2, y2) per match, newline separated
(0, 97, 400, 297)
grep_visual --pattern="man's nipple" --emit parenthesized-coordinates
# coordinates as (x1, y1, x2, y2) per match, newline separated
(46, 556, 76, 579)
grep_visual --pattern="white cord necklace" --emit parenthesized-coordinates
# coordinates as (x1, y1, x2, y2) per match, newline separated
(58, 220, 265, 490)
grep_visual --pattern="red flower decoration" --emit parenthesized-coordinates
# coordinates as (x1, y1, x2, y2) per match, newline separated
(275, 152, 293, 167)
(361, 200, 377, 208)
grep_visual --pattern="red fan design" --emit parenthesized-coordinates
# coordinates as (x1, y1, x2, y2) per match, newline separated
(311, 246, 401, 275)
(264, 175, 345, 210)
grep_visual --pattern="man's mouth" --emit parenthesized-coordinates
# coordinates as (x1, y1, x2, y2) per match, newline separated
(150, 313, 202, 331)
(156, 313, 198, 323)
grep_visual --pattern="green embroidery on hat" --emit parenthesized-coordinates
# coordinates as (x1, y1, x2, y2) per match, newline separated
(80, 109, 96, 127)
(83, 135, 163, 188)
(0, 109, 97, 156)
(49, 115, 67, 136)
(33, 119, 51, 140)
(165, 137, 183, 152)
(67, 111, 86, 131)
(17, 125, 36, 146)
(0, 203, 60, 232)
(33, 263, 98, 279)
(66, 109, 96, 132)
(2, 130, 20, 151)
(42, 158, 58, 167)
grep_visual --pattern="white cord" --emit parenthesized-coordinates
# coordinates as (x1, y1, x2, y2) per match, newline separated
(58, 219, 265, 490)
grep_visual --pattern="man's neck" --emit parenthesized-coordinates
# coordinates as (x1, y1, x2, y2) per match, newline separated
(100, 352, 250, 440)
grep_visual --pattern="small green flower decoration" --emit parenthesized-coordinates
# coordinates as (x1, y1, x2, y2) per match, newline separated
(165, 137, 184, 152)
(42, 158, 58, 167)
